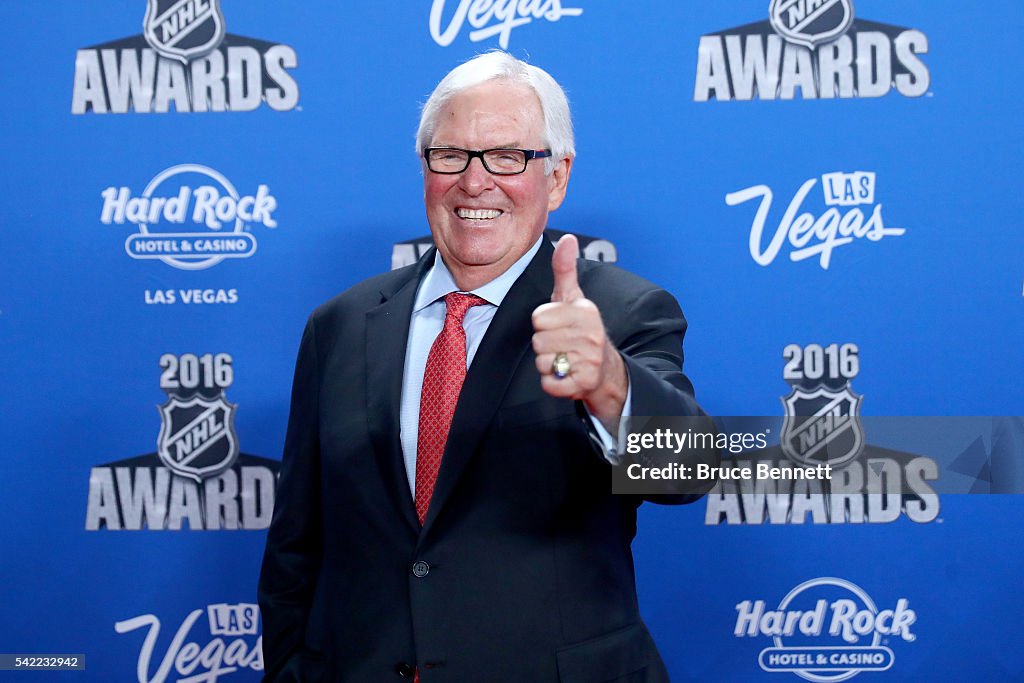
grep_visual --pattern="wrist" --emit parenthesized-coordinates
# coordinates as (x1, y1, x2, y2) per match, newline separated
(583, 344, 627, 423)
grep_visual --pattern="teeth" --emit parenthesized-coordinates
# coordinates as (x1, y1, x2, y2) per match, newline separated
(457, 208, 502, 220)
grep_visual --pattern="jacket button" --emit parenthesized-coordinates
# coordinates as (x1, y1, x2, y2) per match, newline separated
(411, 560, 430, 578)
(395, 662, 415, 678)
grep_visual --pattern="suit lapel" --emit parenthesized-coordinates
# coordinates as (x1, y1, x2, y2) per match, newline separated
(365, 254, 433, 534)
(419, 240, 555, 537)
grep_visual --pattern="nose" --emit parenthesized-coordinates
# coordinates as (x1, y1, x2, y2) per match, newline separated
(457, 156, 495, 196)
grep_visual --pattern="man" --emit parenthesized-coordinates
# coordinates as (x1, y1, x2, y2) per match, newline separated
(259, 51, 710, 682)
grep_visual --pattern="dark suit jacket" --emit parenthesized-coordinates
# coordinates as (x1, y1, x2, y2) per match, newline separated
(258, 240, 709, 682)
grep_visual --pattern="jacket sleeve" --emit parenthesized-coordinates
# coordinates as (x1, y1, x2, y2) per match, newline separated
(258, 315, 324, 681)
(616, 285, 703, 418)
(595, 275, 720, 502)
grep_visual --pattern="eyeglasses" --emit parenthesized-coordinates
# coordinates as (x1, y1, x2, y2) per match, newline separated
(423, 147, 552, 175)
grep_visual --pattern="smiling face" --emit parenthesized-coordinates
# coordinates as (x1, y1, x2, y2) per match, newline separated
(424, 79, 571, 291)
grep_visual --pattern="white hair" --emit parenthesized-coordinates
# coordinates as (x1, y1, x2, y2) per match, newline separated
(416, 51, 575, 175)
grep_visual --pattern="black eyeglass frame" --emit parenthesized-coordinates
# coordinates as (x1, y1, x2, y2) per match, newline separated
(422, 147, 553, 175)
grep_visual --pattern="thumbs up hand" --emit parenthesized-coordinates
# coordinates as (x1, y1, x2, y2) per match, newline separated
(531, 235, 628, 428)
(549, 232, 586, 304)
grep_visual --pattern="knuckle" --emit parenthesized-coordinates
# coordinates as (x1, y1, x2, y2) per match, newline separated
(585, 330, 605, 348)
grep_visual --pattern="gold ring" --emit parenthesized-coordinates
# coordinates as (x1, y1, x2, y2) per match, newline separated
(552, 352, 571, 379)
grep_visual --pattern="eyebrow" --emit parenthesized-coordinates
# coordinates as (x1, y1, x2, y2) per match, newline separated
(430, 143, 525, 149)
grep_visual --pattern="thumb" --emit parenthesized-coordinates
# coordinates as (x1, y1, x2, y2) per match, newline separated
(551, 234, 583, 303)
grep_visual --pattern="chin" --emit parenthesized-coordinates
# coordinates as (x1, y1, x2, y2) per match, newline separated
(450, 246, 506, 268)
(449, 231, 507, 260)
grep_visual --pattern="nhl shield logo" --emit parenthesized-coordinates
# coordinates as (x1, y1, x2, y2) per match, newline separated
(157, 393, 239, 481)
(781, 384, 865, 468)
(769, 0, 854, 49)
(143, 0, 226, 62)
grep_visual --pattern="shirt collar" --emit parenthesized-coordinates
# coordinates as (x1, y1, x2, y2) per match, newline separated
(413, 236, 544, 312)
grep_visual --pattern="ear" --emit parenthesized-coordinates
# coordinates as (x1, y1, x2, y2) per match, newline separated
(546, 156, 573, 212)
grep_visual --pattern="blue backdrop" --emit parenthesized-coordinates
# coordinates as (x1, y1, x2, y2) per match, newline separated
(2, 1, 1022, 681)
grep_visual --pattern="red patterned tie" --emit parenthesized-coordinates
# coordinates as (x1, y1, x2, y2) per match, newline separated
(415, 292, 487, 525)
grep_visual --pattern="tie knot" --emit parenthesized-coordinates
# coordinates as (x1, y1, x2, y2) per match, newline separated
(443, 292, 487, 323)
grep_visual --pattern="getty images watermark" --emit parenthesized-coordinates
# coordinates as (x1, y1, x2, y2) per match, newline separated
(613, 416, 1024, 497)
(613, 417, 830, 496)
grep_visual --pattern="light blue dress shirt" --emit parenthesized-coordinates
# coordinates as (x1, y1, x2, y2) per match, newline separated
(399, 237, 630, 497)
